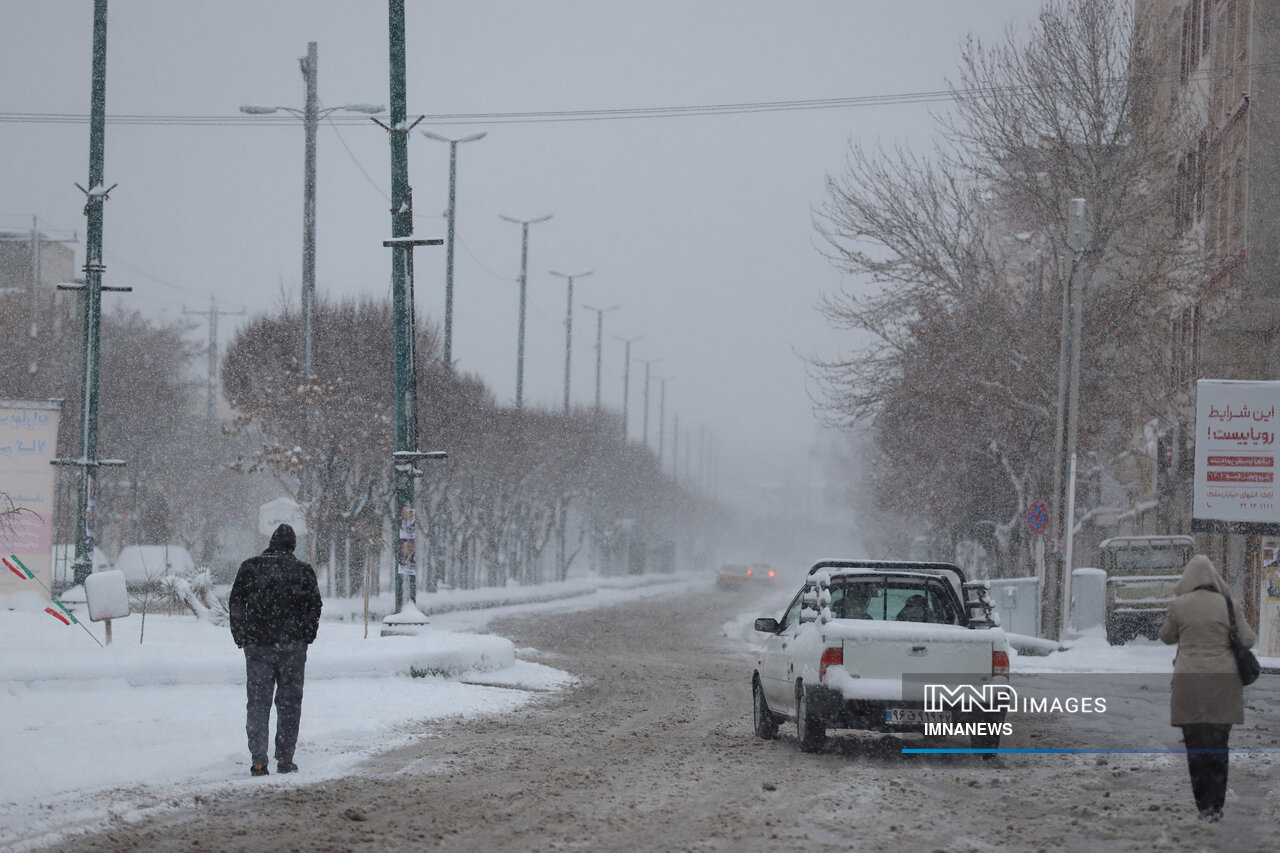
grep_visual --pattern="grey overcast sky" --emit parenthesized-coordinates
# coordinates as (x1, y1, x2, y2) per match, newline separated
(0, 0, 1034, 508)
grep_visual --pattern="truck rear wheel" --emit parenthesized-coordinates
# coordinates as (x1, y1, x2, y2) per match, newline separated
(796, 684, 826, 753)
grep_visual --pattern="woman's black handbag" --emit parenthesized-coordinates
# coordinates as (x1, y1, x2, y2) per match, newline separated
(1222, 594, 1262, 686)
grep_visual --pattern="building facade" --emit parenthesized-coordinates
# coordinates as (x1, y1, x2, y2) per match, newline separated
(1133, 0, 1280, 634)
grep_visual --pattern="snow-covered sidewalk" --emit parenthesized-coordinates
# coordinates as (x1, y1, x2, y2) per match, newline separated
(0, 573, 700, 851)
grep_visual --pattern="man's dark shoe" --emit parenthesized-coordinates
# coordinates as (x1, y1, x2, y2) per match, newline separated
(277, 761, 298, 774)
(250, 764, 269, 777)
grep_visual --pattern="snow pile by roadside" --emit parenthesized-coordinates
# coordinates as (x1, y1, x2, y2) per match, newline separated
(0, 573, 703, 850)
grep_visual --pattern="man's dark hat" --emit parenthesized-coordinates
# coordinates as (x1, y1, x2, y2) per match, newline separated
(269, 523, 297, 552)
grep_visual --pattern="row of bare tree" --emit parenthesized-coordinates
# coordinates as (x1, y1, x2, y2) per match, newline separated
(811, 0, 1203, 576)
(0, 287, 717, 588)
(222, 297, 717, 590)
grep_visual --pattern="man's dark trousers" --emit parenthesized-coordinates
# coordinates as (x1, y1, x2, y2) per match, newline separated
(244, 643, 308, 767)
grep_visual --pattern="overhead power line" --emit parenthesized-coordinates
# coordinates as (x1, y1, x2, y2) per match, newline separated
(4, 62, 1279, 128)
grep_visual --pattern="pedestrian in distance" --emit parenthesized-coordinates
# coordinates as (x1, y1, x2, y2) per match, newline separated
(1158, 553, 1256, 822)
(230, 523, 323, 777)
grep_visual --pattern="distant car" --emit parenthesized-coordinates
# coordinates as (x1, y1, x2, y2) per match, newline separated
(751, 559, 1009, 754)
(717, 562, 779, 589)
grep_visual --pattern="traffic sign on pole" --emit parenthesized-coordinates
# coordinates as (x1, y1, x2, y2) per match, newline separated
(1027, 501, 1049, 535)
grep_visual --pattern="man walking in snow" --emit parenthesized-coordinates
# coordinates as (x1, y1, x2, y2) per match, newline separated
(230, 523, 323, 777)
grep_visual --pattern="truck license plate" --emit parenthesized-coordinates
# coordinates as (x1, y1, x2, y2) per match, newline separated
(884, 708, 950, 725)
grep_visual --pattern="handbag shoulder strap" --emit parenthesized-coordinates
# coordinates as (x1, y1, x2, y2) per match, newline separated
(1218, 590, 1241, 641)
(1193, 583, 1241, 639)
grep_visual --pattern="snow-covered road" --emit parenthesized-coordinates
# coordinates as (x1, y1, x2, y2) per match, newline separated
(10, 581, 1277, 852)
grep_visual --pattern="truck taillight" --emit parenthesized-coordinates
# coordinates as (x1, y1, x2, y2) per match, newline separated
(820, 647, 843, 680)
(992, 650, 1010, 676)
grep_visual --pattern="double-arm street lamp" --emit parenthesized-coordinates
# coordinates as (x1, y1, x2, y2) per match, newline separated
(240, 41, 383, 379)
(422, 130, 486, 369)
(615, 334, 642, 440)
(499, 213, 553, 408)
(582, 303, 618, 410)
(549, 269, 592, 414)
(636, 356, 661, 447)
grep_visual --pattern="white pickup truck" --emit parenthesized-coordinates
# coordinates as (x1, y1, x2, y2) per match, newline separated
(752, 559, 1011, 753)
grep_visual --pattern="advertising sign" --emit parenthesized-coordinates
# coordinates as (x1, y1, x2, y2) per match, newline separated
(1193, 379, 1280, 534)
(0, 400, 62, 597)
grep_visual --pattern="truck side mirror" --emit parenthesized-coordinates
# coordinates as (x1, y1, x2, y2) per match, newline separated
(962, 581, 999, 627)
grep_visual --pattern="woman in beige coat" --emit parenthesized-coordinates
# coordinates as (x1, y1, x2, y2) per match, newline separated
(1159, 554, 1256, 822)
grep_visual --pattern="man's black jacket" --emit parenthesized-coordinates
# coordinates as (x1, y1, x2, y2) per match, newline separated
(229, 525, 323, 648)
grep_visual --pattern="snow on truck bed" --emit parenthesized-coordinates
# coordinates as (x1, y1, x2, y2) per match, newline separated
(821, 618, 1006, 644)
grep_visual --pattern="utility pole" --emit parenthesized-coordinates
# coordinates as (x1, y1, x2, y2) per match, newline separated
(378, 0, 442, 614)
(499, 214, 552, 409)
(184, 296, 245, 423)
(28, 217, 42, 373)
(240, 44, 382, 380)
(299, 42, 318, 379)
(637, 357, 659, 447)
(582, 303, 617, 410)
(1058, 198, 1087, 644)
(0, 217, 75, 376)
(698, 425, 706, 495)
(422, 130, 485, 369)
(614, 335, 642, 440)
(672, 415, 680, 481)
(56, 0, 129, 587)
(657, 376, 674, 468)
(550, 269, 592, 415)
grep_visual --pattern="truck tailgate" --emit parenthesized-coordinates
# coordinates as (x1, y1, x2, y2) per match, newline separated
(827, 621, 997, 678)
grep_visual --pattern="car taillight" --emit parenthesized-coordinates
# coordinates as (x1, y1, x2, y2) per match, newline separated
(768, 570, 775, 578)
(993, 650, 1010, 676)
(820, 646, 843, 680)
(746, 568, 753, 576)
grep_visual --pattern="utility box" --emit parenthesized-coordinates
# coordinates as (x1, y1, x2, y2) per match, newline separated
(1071, 567, 1106, 633)
(986, 576, 1040, 637)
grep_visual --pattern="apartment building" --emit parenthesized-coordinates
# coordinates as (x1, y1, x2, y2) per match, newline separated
(1134, 0, 1280, 634)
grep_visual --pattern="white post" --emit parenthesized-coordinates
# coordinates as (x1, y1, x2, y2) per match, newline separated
(1059, 452, 1078, 642)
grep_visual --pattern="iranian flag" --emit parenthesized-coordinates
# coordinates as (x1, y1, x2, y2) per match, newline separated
(45, 601, 79, 626)
(3, 555, 35, 580)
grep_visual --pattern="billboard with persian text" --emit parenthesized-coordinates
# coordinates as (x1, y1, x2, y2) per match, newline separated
(1193, 379, 1280, 534)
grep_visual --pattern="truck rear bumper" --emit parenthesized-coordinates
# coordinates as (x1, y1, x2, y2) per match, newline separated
(809, 684, 1005, 733)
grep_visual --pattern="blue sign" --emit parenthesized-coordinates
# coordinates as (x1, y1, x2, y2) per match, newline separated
(1027, 501, 1049, 535)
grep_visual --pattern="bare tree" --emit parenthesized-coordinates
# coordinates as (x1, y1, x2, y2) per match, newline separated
(812, 0, 1196, 576)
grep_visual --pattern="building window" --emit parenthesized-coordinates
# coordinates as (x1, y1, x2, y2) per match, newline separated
(1181, 0, 1202, 82)
(1174, 143, 1206, 232)
(1171, 304, 1200, 387)
(1201, 0, 1211, 55)
(1231, 155, 1246, 246)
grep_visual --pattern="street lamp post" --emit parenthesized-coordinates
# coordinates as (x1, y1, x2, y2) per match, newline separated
(657, 375, 675, 468)
(636, 357, 660, 447)
(240, 41, 383, 379)
(499, 214, 552, 408)
(550, 269, 592, 415)
(421, 130, 486, 369)
(583, 303, 618, 411)
(614, 335, 642, 440)
(1058, 198, 1088, 644)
